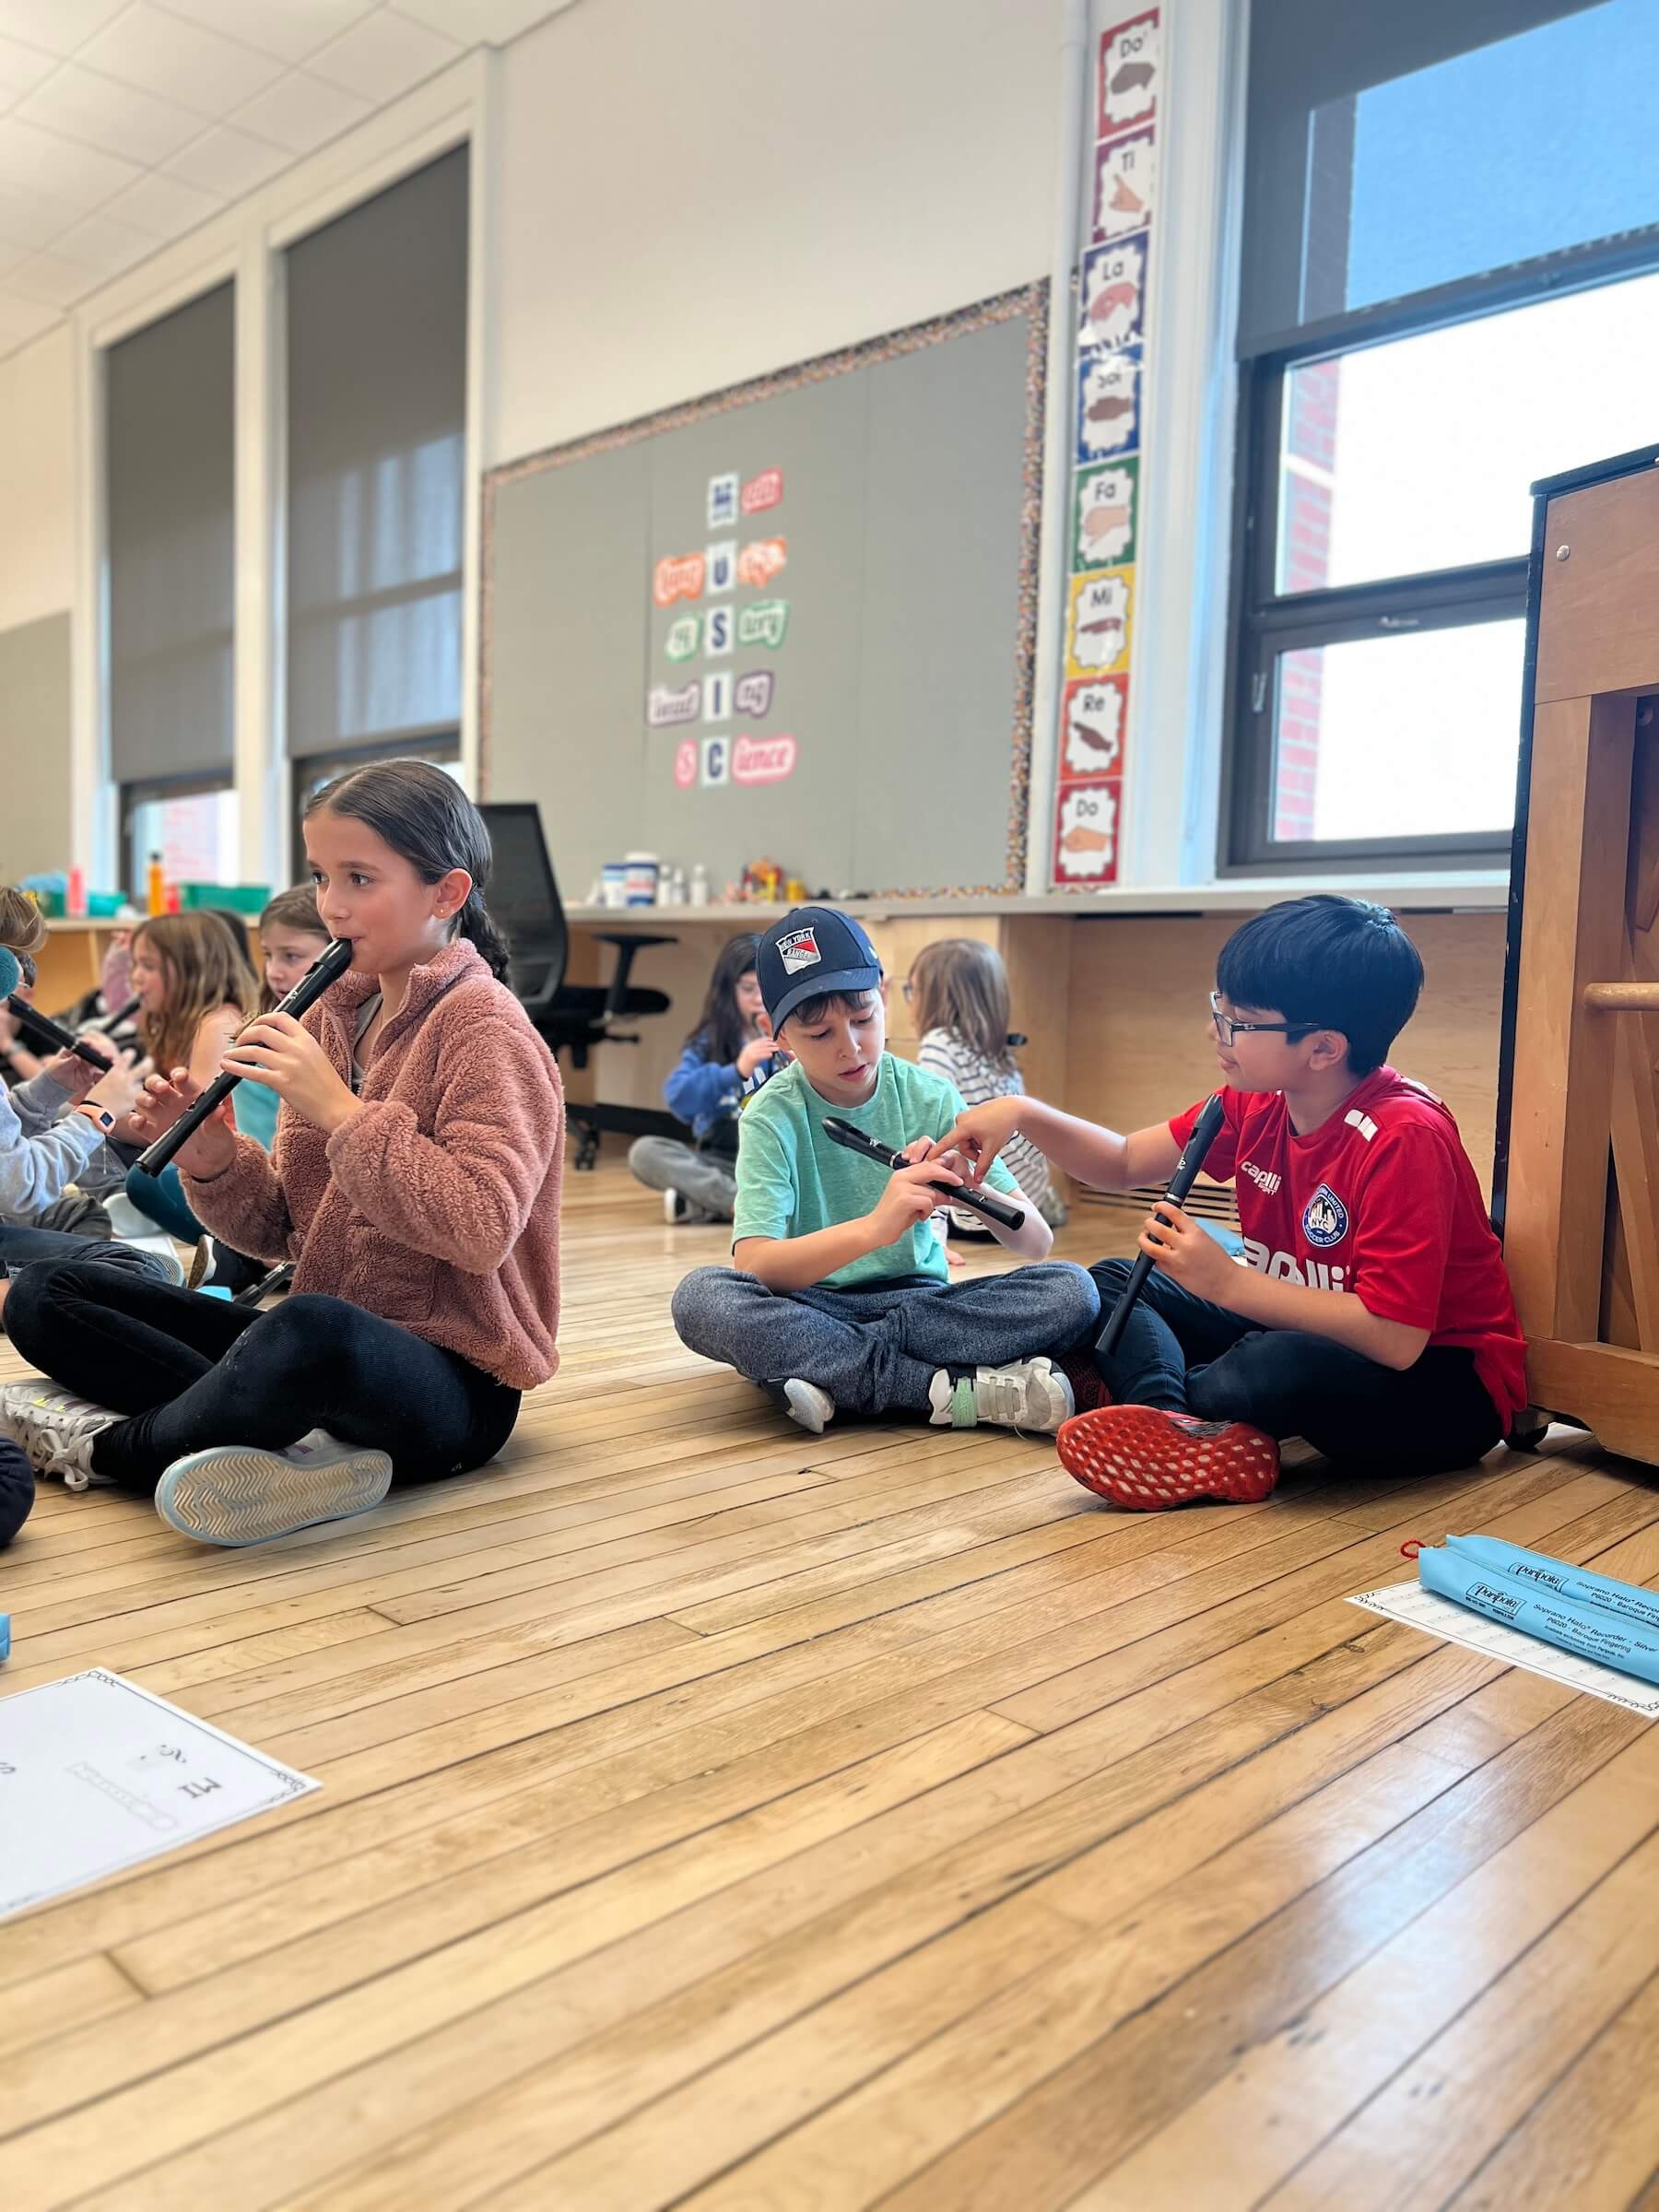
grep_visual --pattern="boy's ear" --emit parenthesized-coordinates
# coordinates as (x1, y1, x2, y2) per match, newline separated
(1306, 1027, 1348, 1072)
(757, 1009, 774, 1039)
(879, 977, 890, 1006)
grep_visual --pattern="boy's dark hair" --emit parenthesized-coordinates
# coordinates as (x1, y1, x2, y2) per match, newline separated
(1216, 895, 1423, 1077)
(780, 987, 879, 1032)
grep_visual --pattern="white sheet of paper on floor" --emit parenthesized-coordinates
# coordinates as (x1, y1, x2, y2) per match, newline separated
(0, 1668, 319, 1921)
(1349, 1581, 1659, 1721)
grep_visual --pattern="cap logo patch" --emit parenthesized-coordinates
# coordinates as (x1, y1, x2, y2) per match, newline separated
(776, 927, 822, 974)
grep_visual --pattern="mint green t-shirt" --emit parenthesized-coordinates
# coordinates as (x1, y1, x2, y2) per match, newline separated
(732, 1053, 1022, 1290)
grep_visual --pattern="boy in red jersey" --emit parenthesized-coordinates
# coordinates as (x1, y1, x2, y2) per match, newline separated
(933, 895, 1527, 1511)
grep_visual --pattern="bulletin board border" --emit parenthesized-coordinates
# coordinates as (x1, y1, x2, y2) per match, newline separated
(479, 281, 1049, 898)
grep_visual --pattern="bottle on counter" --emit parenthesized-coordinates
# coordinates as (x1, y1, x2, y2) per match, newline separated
(146, 852, 166, 916)
(688, 862, 710, 909)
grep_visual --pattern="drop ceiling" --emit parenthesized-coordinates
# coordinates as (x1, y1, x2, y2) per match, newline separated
(0, 1, 567, 360)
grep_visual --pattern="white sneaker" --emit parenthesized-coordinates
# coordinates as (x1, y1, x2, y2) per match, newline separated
(0, 1380, 120, 1490)
(927, 1357, 1075, 1435)
(124, 1235, 186, 1286)
(154, 1430, 394, 1547)
(782, 1379, 835, 1434)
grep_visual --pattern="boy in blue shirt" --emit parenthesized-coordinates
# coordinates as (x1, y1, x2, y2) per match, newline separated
(671, 908, 1097, 1432)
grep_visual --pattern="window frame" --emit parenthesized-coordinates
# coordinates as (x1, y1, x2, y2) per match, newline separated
(120, 772, 236, 907)
(1223, 222, 1659, 876)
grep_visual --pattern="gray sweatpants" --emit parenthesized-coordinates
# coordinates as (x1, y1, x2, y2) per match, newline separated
(629, 1135, 738, 1222)
(671, 1261, 1099, 1417)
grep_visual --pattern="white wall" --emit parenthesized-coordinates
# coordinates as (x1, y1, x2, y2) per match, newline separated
(0, 325, 76, 631)
(493, 0, 1061, 464)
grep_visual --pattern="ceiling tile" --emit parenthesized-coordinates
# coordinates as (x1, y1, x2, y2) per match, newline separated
(0, 114, 141, 207)
(157, 1, 376, 68)
(0, 289, 60, 351)
(0, 32, 56, 105)
(163, 121, 289, 197)
(307, 8, 463, 101)
(392, 1, 572, 44)
(0, 2, 127, 61)
(81, 4, 284, 113)
(101, 164, 220, 237)
(51, 202, 158, 278)
(0, 177, 95, 251)
(16, 63, 205, 166)
(6, 246, 100, 309)
(230, 67, 370, 155)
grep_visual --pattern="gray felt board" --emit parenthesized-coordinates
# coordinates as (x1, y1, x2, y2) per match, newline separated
(483, 308, 1031, 900)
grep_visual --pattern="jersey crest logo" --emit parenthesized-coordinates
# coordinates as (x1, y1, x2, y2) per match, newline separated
(1301, 1183, 1348, 1249)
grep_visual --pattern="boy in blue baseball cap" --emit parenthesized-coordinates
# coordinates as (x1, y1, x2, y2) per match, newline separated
(671, 906, 1097, 1432)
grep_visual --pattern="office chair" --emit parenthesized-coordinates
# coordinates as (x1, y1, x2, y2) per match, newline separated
(478, 802, 676, 1168)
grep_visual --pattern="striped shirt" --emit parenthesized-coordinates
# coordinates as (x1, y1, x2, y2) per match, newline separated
(915, 1028, 1060, 1228)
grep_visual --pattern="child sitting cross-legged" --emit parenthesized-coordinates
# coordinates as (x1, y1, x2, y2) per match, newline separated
(934, 895, 1527, 1509)
(671, 907, 1098, 1434)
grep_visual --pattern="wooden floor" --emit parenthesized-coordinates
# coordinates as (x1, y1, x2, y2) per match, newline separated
(3, 1159, 1659, 2209)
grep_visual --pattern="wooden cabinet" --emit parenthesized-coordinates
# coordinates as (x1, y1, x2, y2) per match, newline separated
(1495, 444, 1659, 1463)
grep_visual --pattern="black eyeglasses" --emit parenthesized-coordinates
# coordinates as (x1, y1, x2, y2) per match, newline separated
(1208, 991, 1311, 1047)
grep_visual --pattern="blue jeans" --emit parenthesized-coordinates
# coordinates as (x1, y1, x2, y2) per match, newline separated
(672, 1261, 1099, 1417)
(0, 1224, 168, 1284)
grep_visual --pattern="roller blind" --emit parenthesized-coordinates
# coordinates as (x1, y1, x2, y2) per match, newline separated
(106, 282, 235, 784)
(285, 147, 467, 761)
(1238, 0, 1653, 357)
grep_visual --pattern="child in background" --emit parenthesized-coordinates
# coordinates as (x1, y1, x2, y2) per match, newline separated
(235, 888, 332, 1155)
(629, 933, 777, 1223)
(0, 888, 167, 1311)
(908, 938, 1067, 1235)
(2, 759, 563, 1549)
(935, 895, 1526, 1510)
(672, 906, 1097, 1433)
(117, 912, 259, 1248)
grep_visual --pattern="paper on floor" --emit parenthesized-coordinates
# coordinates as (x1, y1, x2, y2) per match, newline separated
(0, 1668, 318, 1920)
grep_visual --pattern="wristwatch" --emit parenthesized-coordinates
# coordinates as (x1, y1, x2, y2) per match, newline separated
(76, 1101, 116, 1134)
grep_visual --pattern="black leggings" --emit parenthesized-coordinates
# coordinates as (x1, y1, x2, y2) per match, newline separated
(4, 1260, 522, 1497)
(1087, 1259, 1504, 1479)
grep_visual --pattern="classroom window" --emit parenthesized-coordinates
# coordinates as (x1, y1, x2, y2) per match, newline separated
(1228, 0, 1659, 870)
(285, 150, 467, 772)
(123, 780, 238, 905)
(105, 285, 236, 825)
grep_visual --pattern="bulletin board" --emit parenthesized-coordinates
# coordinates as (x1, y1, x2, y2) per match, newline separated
(479, 285, 1045, 900)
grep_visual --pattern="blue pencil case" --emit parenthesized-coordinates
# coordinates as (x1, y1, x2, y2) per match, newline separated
(1414, 1537, 1659, 1688)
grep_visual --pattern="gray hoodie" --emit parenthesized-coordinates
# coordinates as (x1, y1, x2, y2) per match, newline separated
(0, 1072, 109, 1223)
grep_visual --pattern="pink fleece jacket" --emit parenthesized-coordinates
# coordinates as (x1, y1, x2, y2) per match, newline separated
(180, 939, 563, 1390)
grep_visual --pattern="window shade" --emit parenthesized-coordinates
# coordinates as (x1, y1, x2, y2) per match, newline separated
(285, 147, 467, 761)
(1238, 0, 1650, 357)
(106, 282, 235, 784)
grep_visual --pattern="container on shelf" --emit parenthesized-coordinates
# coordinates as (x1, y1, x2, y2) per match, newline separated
(177, 883, 272, 915)
(623, 853, 661, 906)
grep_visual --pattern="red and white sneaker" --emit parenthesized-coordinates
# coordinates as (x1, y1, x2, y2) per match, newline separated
(1057, 1406, 1279, 1511)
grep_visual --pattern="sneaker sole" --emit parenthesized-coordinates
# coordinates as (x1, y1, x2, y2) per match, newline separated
(155, 1443, 393, 1547)
(1057, 1406, 1278, 1511)
(783, 1379, 833, 1434)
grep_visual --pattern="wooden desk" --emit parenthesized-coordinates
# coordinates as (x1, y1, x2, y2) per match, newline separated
(30, 919, 125, 1013)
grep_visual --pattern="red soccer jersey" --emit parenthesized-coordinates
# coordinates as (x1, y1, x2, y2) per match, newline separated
(1169, 1066, 1527, 1429)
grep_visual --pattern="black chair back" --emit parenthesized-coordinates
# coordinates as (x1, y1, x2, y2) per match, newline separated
(477, 801, 571, 1007)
